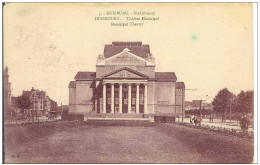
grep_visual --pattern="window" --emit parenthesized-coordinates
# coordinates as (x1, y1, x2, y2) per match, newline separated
(140, 97, 144, 105)
(115, 98, 119, 105)
(124, 98, 128, 105)
(176, 88, 182, 91)
(132, 98, 136, 104)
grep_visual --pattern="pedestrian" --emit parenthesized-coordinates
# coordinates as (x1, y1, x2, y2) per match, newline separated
(190, 115, 194, 126)
(211, 114, 214, 123)
(209, 115, 212, 123)
(240, 113, 250, 133)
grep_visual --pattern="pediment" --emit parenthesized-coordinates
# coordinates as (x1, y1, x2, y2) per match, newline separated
(97, 49, 155, 66)
(102, 67, 149, 79)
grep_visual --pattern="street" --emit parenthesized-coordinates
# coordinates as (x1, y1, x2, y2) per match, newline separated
(4, 122, 254, 163)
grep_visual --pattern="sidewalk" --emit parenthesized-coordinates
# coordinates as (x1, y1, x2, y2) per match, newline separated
(4, 116, 61, 125)
(177, 117, 253, 132)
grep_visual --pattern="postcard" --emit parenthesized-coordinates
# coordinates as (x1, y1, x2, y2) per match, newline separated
(3, 3, 255, 163)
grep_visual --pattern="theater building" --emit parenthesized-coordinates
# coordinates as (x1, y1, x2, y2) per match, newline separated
(69, 42, 185, 117)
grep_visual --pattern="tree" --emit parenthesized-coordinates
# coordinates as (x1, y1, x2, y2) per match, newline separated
(212, 88, 233, 122)
(234, 90, 254, 115)
(50, 99, 58, 111)
(17, 94, 31, 114)
(245, 90, 254, 115)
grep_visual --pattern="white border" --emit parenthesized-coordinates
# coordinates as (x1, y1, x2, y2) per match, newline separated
(1, 1, 258, 165)
(253, 2, 258, 164)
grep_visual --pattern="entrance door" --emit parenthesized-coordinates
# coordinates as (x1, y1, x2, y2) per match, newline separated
(122, 85, 128, 113)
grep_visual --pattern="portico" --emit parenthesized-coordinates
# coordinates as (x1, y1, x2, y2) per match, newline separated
(102, 80, 148, 114)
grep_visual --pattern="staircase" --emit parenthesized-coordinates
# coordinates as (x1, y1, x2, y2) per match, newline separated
(102, 113, 144, 118)
(84, 112, 145, 118)
(84, 112, 155, 126)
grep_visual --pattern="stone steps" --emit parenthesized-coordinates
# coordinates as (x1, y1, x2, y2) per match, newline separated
(85, 112, 144, 118)
(86, 119, 155, 127)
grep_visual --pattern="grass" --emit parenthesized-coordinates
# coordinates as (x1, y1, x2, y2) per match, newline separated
(4, 121, 254, 163)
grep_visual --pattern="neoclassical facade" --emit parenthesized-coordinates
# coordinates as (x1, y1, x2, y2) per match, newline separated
(69, 42, 185, 116)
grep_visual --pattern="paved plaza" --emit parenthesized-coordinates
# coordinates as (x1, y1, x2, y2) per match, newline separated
(4, 122, 254, 163)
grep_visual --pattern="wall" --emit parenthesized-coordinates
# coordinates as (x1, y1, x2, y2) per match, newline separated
(96, 52, 155, 78)
(154, 82, 176, 114)
(69, 87, 76, 112)
(147, 81, 155, 114)
(70, 80, 95, 114)
(175, 86, 185, 116)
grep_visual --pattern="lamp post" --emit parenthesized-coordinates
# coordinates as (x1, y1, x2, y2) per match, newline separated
(200, 95, 212, 119)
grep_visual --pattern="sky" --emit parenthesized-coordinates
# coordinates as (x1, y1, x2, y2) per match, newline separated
(3, 3, 254, 105)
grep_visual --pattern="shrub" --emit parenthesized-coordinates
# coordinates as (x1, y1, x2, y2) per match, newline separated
(154, 115, 175, 123)
(174, 121, 253, 140)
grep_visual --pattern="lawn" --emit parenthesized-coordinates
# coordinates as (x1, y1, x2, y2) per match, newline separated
(4, 121, 254, 163)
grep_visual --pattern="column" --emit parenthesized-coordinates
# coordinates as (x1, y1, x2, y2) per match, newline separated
(119, 83, 122, 113)
(111, 83, 114, 113)
(128, 84, 132, 113)
(103, 83, 106, 113)
(136, 84, 140, 114)
(144, 84, 147, 114)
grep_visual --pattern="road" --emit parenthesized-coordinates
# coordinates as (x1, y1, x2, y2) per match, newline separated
(4, 122, 254, 163)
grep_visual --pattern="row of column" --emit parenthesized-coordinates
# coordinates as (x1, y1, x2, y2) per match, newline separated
(102, 83, 147, 114)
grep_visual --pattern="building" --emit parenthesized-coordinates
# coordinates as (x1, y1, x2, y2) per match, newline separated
(4, 66, 12, 107)
(185, 100, 212, 111)
(185, 100, 213, 116)
(22, 88, 53, 113)
(57, 105, 69, 115)
(69, 41, 185, 116)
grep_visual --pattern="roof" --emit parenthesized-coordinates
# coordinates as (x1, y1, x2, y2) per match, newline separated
(176, 82, 185, 88)
(69, 81, 76, 88)
(185, 101, 194, 106)
(22, 89, 46, 99)
(22, 91, 31, 97)
(74, 72, 96, 80)
(104, 41, 151, 59)
(155, 72, 177, 82)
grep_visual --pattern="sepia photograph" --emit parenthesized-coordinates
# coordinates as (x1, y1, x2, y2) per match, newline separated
(3, 2, 256, 163)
